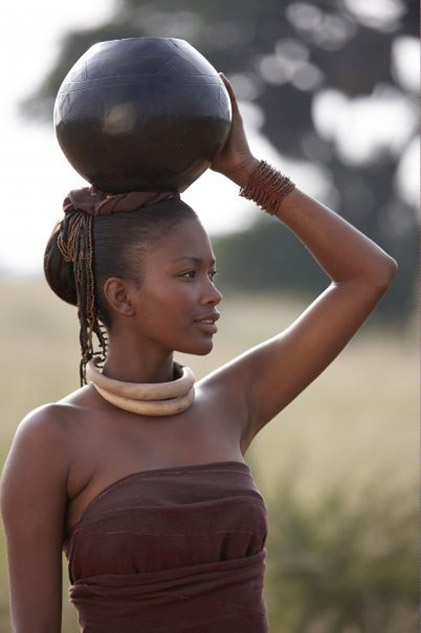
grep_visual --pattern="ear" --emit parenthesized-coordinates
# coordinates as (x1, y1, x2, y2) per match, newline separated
(103, 277, 137, 318)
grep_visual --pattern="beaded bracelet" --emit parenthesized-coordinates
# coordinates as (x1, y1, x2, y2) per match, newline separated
(239, 160, 296, 215)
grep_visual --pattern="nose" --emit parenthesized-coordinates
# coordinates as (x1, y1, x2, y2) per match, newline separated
(201, 277, 222, 306)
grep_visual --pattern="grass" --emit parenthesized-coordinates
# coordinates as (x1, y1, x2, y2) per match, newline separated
(0, 277, 418, 632)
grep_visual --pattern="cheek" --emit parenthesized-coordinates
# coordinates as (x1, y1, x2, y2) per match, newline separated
(139, 283, 194, 323)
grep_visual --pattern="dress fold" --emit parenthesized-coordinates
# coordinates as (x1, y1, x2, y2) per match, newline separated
(63, 461, 269, 632)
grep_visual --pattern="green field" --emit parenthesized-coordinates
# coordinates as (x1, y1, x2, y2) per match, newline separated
(0, 277, 418, 632)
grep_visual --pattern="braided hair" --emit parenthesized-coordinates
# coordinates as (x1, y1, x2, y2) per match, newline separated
(44, 188, 198, 385)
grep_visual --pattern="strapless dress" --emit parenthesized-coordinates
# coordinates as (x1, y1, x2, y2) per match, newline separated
(63, 460, 269, 632)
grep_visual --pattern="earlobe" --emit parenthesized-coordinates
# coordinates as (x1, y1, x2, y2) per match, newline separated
(103, 277, 136, 317)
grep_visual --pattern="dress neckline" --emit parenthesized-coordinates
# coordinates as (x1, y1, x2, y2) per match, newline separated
(66, 460, 251, 537)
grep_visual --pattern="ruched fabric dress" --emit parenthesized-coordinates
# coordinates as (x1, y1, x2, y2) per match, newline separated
(63, 461, 269, 632)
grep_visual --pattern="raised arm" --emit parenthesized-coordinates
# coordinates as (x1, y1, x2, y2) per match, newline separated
(0, 406, 69, 633)
(208, 74, 397, 450)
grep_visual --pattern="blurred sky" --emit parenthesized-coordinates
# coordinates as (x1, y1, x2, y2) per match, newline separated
(0, 0, 418, 274)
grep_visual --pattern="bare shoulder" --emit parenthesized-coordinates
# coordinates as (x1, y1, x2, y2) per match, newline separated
(6, 403, 68, 461)
(0, 391, 88, 514)
(196, 357, 253, 446)
(197, 350, 253, 401)
(7, 390, 87, 454)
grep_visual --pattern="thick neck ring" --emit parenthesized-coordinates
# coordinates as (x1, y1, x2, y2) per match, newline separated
(86, 359, 195, 416)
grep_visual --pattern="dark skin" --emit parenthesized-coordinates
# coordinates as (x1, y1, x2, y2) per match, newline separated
(0, 75, 397, 632)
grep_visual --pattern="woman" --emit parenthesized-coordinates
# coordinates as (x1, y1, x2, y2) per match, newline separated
(0, 75, 397, 632)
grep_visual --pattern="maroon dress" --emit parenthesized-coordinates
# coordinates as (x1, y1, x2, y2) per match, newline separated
(63, 461, 269, 632)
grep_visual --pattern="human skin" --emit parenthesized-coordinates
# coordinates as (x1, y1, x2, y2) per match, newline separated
(0, 74, 397, 632)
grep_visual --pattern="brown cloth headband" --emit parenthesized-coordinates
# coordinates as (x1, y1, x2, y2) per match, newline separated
(58, 187, 179, 263)
(63, 186, 180, 218)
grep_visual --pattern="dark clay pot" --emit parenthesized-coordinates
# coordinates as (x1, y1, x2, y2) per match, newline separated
(54, 37, 232, 193)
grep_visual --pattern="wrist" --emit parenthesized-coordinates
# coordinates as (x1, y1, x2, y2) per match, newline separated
(224, 157, 260, 187)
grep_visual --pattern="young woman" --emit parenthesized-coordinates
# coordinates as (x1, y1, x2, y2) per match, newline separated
(0, 76, 397, 633)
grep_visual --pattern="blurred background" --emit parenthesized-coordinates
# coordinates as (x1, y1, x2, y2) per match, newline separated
(0, 1, 418, 631)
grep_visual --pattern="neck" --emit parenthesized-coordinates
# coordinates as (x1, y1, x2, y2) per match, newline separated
(103, 337, 175, 384)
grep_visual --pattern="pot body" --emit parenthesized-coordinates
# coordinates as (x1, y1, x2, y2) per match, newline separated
(54, 37, 232, 193)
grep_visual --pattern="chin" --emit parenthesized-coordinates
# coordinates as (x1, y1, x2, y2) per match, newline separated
(177, 339, 214, 356)
(195, 345, 213, 356)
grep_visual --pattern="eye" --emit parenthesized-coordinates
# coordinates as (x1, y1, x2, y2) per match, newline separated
(179, 269, 196, 279)
(209, 269, 218, 281)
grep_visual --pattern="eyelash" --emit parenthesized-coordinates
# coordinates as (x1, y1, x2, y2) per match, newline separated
(180, 269, 218, 281)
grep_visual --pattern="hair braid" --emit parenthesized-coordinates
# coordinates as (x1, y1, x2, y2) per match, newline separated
(57, 210, 107, 385)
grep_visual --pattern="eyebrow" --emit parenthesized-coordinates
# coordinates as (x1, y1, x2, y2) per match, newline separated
(172, 256, 216, 266)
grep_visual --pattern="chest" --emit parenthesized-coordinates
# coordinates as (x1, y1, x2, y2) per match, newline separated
(65, 393, 243, 531)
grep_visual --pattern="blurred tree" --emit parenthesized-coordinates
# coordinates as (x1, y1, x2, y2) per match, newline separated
(21, 0, 418, 322)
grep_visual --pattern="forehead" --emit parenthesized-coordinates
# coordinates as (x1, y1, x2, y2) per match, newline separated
(147, 219, 215, 263)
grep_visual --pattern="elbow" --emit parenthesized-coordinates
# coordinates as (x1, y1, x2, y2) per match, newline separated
(380, 254, 398, 285)
(368, 255, 398, 292)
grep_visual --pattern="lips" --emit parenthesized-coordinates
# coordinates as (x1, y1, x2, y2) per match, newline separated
(194, 312, 220, 324)
(194, 312, 220, 334)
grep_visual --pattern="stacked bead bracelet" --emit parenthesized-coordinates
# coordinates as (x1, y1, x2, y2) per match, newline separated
(239, 160, 296, 215)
